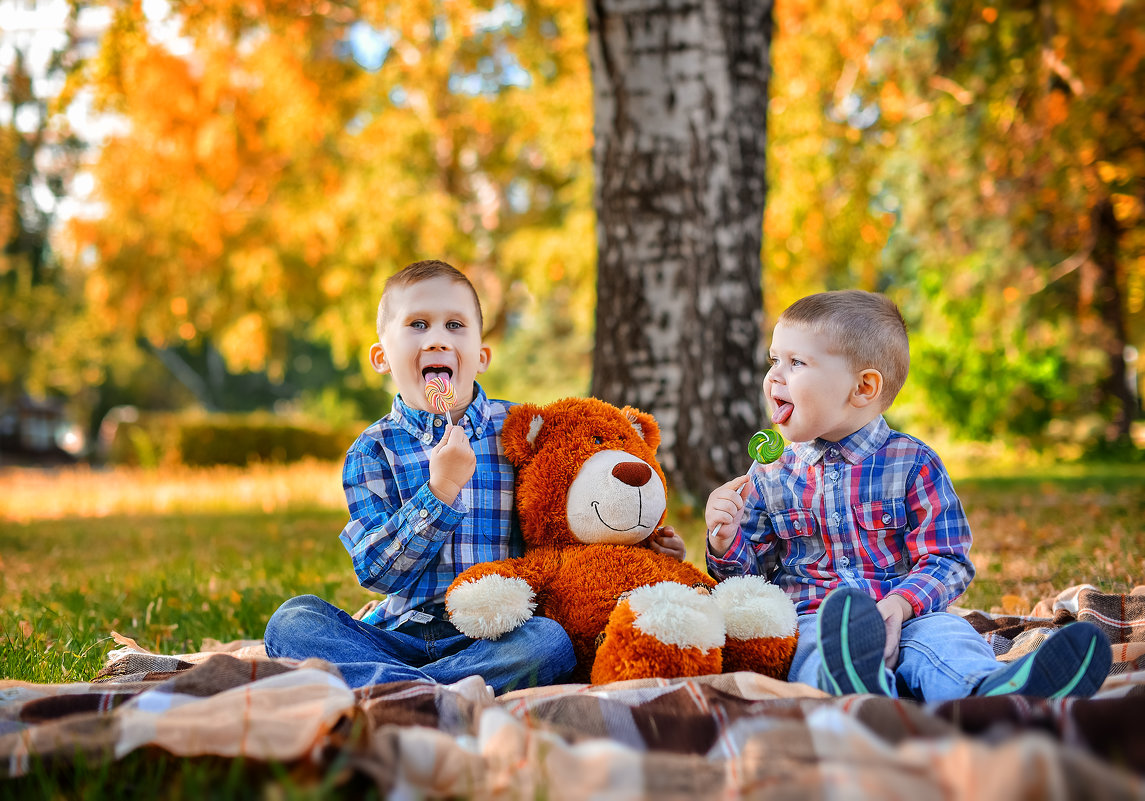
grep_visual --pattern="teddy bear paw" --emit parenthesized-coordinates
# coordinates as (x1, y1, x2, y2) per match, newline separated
(712, 576, 799, 678)
(446, 575, 537, 640)
(590, 581, 725, 683)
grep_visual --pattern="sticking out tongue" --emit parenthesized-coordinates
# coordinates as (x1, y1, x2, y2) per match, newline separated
(424, 370, 451, 385)
(771, 401, 793, 425)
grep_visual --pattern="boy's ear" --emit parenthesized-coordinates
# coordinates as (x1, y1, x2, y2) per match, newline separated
(369, 342, 390, 376)
(851, 368, 883, 408)
(476, 342, 492, 374)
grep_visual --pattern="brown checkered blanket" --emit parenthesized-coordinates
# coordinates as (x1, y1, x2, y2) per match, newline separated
(3, 584, 1144, 798)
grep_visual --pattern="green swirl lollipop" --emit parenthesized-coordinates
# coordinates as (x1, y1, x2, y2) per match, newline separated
(747, 429, 785, 464)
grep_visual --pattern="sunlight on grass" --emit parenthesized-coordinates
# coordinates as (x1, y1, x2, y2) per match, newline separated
(2, 458, 1142, 685)
(0, 460, 345, 521)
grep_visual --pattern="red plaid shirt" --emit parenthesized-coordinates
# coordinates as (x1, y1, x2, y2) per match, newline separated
(707, 416, 974, 617)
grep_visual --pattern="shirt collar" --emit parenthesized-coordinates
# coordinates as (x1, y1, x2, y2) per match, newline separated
(791, 416, 890, 465)
(390, 382, 493, 441)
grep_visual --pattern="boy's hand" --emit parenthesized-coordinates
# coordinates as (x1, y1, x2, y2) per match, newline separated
(705, 475, 750, 557)
(647, 526, 686, 562)
(875, 594, 914, 669)
(428, 424, 475, 504)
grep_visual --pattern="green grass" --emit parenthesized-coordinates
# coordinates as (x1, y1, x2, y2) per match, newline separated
(1, 460, 1143, 796)
(1, 510, 365, 684)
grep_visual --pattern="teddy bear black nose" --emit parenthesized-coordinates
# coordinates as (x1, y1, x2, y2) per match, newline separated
(612, 461, 652, 487)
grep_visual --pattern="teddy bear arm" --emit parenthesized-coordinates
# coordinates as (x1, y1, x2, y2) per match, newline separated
(446, 553, 553, 640)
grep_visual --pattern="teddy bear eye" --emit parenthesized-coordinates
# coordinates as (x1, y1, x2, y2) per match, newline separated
(593, 436, 603, 445)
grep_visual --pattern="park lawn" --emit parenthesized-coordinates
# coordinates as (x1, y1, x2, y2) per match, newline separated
(2, 460, 1142, 685)
(0, 460, 1142, 796)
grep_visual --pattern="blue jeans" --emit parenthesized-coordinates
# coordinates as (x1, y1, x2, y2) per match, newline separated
(264, 595, 576, 694)
(789, 608, 1000, 701)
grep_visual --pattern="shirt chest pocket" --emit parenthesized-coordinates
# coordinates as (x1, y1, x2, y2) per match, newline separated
(466, 461, 516, 542)
(852, 499, 908, 569)
(767, 509, 825, 566)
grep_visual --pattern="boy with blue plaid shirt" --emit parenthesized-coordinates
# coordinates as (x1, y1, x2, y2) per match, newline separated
(705, 290, 1111, 701)
(265, 261, 584, 693)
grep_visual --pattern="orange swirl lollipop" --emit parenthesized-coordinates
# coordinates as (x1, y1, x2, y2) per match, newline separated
(424, 376, 456, 416)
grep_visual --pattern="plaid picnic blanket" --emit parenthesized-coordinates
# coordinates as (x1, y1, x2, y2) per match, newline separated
(3, 584, 1144, 798)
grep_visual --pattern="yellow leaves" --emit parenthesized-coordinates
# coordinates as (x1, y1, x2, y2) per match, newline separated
(1112, 193, 1142, 223)
(1098, 161, 1128, 184)
(219, 313, 269, 372)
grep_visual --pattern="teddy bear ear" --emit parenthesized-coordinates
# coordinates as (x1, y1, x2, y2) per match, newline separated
(621, 406, 661, 451)
(502, 403, 545, 467)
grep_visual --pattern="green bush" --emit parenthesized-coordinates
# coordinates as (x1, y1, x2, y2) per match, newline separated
(107, 412, 361, 467)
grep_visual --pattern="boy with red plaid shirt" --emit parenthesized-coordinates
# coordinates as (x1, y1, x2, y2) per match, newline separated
(706, 290, 1110, 700)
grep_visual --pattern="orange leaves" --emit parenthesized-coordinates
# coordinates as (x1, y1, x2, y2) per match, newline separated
(879, 81, 907, 124)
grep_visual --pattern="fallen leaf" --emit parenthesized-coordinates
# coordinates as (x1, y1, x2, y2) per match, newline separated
(1001, 594, 1030, 614)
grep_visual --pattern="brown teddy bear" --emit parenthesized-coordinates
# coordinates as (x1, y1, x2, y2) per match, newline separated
(445, 397, 798, 684)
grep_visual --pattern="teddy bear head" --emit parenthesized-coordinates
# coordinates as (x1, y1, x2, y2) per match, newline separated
(501, 397, 668, 549)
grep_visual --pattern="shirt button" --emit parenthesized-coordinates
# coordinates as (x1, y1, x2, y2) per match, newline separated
(793, 521, 802, 531)
(421, 434, 433, 444)
(419, 509, 429, 518)
(840, 556, 850, 567)
(829, 471, 838, 481)
(434, 418, 443, 427)
(832, 512, 842, 524)
(881, 513, 892, 525)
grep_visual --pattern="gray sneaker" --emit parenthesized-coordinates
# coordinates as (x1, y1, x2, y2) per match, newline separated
(816, 588, 893, 696)
(974, 622, 1112, 699)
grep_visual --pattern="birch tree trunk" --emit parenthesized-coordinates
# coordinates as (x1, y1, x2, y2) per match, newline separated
(588, 0, 773, 497)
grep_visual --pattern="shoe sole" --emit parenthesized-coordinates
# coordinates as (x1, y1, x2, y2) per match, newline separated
(978, 622, 1112, 699)
(817, 589, 889, 695)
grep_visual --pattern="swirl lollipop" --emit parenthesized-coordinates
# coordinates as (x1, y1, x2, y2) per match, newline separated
(711, 429, 786, 539)
(424, 376, 456, 416)
(747, 429, 785, 464)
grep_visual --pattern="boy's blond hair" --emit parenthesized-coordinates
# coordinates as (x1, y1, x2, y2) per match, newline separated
(778, 290, 910, 409)
(376, 260, 484, 338)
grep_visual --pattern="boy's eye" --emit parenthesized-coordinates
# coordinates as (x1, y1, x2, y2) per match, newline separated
(446, 320, 463, 330)
(410, 320, 427, 330)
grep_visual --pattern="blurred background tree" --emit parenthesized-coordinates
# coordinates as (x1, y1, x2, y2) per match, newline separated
(1, 0, 1140, 480)
(766, 0, 1144, 452)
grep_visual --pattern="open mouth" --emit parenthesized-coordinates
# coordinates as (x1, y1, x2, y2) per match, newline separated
(771, 399, 793, 425)
(422, 366, 454, 384)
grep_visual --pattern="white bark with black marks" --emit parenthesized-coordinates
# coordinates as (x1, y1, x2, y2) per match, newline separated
(589, 0, 773, 496)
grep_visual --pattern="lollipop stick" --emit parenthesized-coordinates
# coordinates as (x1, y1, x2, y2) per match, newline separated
(709, 479, 750, 540)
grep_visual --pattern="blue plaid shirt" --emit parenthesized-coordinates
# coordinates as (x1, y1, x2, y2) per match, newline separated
(339, 384, 519, 629)
(707, 416, 974, 617)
